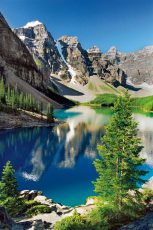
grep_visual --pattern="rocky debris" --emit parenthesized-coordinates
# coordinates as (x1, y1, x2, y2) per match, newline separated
(13, 190, 96, 229)
(104, 46, 153, 85)
(120, 212, 153, 230)
(0, 206, 12, 229)
(14, 22, 70, 82)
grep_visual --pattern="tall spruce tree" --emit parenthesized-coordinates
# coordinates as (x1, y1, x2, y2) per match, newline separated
(47, 103, 53, 122)
(0, 161, 23, 216)
(94, 91, 147, 208)
(0, 78, 5, 103)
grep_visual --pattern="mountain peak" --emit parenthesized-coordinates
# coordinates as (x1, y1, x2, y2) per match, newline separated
(23, 20, 43, 28)
(107, 46, 118, 54)
(87, 46, 102, 54)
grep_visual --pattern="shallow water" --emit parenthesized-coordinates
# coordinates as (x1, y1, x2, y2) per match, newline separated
(0, 106, 153, 206)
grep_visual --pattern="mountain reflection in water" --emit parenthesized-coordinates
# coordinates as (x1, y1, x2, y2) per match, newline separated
(0, 106, 153, 206)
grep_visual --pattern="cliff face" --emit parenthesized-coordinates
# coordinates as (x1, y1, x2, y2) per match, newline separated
(14, 22, 71, 82)
(58, 36, 90, 85)
(58, 37, 126, 86)
(104, 46, 153, 85)
(88, 46, 126, 86)
(0, 16, 47, 90)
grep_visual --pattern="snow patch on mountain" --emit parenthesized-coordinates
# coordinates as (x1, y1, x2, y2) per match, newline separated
(56, 42, 77, 84)
(23, 21, 42, 28)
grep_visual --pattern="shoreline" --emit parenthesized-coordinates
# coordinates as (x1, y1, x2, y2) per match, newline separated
(0, 109, 62, 131)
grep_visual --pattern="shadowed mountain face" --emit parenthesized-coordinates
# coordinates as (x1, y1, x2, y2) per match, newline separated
(0, 14, 45, 90)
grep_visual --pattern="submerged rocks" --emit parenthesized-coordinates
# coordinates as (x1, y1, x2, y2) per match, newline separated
(0, 206, 12, 230)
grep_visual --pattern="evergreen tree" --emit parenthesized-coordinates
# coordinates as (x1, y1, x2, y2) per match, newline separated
(0, 161, 23, 216)
(0, 78, 5, 103)
(47, 103, 53, 122)
(94, 91, 147, 208)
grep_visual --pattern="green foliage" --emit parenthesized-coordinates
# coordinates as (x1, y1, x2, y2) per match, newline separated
(0, 161, 24, 216)
(89, 93, 153, 112)
(86, 199, 145, 230)
(26, 204, 52, 217)
(54, 211, 89, 230)
(89, 94, 117, 106)
(131, 96, 153, 111)
(93, 91, 147, 208)
(141, 188, 153, 204)
(24, 199, 40, 208)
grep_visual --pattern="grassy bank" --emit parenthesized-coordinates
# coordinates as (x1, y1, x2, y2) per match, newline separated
(85, 94, 153, 112)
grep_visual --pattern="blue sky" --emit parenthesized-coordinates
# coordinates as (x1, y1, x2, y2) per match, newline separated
(1, 0, 153, 52)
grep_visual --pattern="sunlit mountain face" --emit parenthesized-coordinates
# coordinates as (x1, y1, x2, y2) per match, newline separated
(0, 106, 153, 206)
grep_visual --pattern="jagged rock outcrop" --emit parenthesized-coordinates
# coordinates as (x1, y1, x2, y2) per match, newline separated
(14, 22, 71, 82)
(58, 36, 90, 85)
(88, 46, 126, 86)
(104, 46, 153, 85)
(58, 37, 126, 86)
(13, 19, 127, 87)
(0, 15, 47, 90)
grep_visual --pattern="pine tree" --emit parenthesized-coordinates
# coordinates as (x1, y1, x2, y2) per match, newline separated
(0, 161, 23, 216)
(94, 91, 147, 208)
(0, 78, 5, 103)
(47, 103, 53, 122)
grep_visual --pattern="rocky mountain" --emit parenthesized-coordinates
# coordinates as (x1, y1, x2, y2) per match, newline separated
(87, 46, 126, 86)
(58, 36, 90, 85)
(58, 36, 126, 86)
(14, 21, 127, 87)
(9, 16, 153, 99)
(14, 22, 71, 81)
(0, 13, 74, 108)
(104, 46, 153, 85)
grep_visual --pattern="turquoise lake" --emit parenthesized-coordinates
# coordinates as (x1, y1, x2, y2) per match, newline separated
(0, 106, 153, 206)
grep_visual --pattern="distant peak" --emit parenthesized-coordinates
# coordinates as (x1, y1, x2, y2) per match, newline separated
(23, 21, 43, 28)
(107, 46, 117, 52)
(58, 36, 79, 46)
(87, 46, 102, 54)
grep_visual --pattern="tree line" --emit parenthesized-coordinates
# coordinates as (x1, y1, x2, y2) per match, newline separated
(0, 78, 53, 121)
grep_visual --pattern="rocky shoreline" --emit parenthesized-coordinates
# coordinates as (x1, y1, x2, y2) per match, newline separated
(0, 110, 60, 130)
(0, 190, 95, 229)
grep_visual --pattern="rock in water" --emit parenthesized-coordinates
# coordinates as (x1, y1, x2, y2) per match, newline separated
(0, 206, 12, 229)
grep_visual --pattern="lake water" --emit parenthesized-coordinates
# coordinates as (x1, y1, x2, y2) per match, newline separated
(0, 106, 153, 206)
